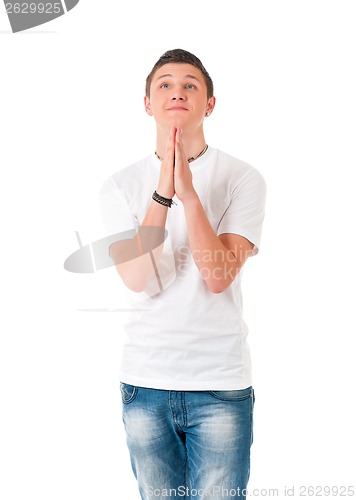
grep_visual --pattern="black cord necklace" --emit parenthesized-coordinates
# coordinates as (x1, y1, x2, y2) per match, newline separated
(155, 144, 208, 163)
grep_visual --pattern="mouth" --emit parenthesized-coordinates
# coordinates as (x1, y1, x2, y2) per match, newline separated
(167, 107, 188, 111)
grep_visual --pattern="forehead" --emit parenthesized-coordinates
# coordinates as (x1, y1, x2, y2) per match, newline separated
(152, 63, 204, 82)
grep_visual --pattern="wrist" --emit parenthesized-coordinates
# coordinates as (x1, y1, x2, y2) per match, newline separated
(180, 189, 199, 206)
(152, 190, 176, 208)
(156, 185, 174, 199)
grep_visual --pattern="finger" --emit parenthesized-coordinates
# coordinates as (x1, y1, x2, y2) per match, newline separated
(174, 129, 181, 166)
(165, 127, 176, 164)
(169, 127, 176, 150)
(175, 129, 185, 164)
(172, 127, 178, 161)
(175, 127, 182, 145)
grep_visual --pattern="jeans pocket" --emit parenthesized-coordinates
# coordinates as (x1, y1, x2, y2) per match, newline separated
(208, 386, 253, 402)
(120, 382, 138, 404)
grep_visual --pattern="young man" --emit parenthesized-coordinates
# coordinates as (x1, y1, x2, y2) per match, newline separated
(100, 49, 266, 500)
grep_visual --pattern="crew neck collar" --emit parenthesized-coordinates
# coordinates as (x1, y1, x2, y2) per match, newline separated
(151, 145, 213, 169)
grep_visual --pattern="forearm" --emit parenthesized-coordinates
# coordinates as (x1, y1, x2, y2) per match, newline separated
(111, 199, 169, 292)
(183, 191, 240, 293)
(141, 197, 169, 228)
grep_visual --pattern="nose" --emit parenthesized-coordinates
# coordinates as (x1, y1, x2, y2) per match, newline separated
(171, 89, 187, 101)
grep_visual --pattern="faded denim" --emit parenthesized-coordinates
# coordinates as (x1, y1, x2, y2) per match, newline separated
(120, 383, 255, 499)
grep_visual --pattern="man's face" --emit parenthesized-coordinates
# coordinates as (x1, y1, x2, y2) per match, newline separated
(144, 63, 215, 132)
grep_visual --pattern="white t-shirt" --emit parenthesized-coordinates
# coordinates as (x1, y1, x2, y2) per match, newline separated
(100, 147, 266, 390)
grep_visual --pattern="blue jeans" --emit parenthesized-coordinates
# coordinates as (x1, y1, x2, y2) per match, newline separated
(120, 383, 255, 499)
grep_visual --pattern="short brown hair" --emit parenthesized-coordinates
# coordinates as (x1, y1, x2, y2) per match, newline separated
(145, 48, 214, 99)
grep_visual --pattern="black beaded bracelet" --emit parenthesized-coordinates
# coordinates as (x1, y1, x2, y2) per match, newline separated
(152, 190, 176, 208)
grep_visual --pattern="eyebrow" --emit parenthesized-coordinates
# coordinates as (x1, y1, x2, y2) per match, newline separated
(156, 73, 201, 82)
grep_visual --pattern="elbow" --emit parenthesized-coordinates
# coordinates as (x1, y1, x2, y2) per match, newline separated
(124, 281, 147, 293)
(202, 271, 232, 294)
(115, 267, 148, 293)
(205, 264, 240, 293)
(206, 281, 230, 294)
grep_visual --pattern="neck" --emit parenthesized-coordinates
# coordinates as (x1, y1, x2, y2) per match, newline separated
(155, 127, 206, 162)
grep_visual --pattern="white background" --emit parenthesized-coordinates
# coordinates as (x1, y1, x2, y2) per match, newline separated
(1, 1, 355, 498)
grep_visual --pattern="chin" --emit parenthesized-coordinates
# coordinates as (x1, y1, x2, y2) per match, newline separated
(169, 115, 186, 124)
(168, 117, 191, 130)
(157, 117, 196, 132)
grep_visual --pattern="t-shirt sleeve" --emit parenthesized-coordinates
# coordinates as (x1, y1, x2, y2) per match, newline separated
(217, 167, 267, 256)
(99, 176, 138, 235)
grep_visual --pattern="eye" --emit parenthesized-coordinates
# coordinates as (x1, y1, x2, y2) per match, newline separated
(160, 83, 169, 89)
(186, 84, 197, 89)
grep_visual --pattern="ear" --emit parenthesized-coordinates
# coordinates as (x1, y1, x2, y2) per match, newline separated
(205, 96, 216, 117)
(144, 96, 153, 116)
